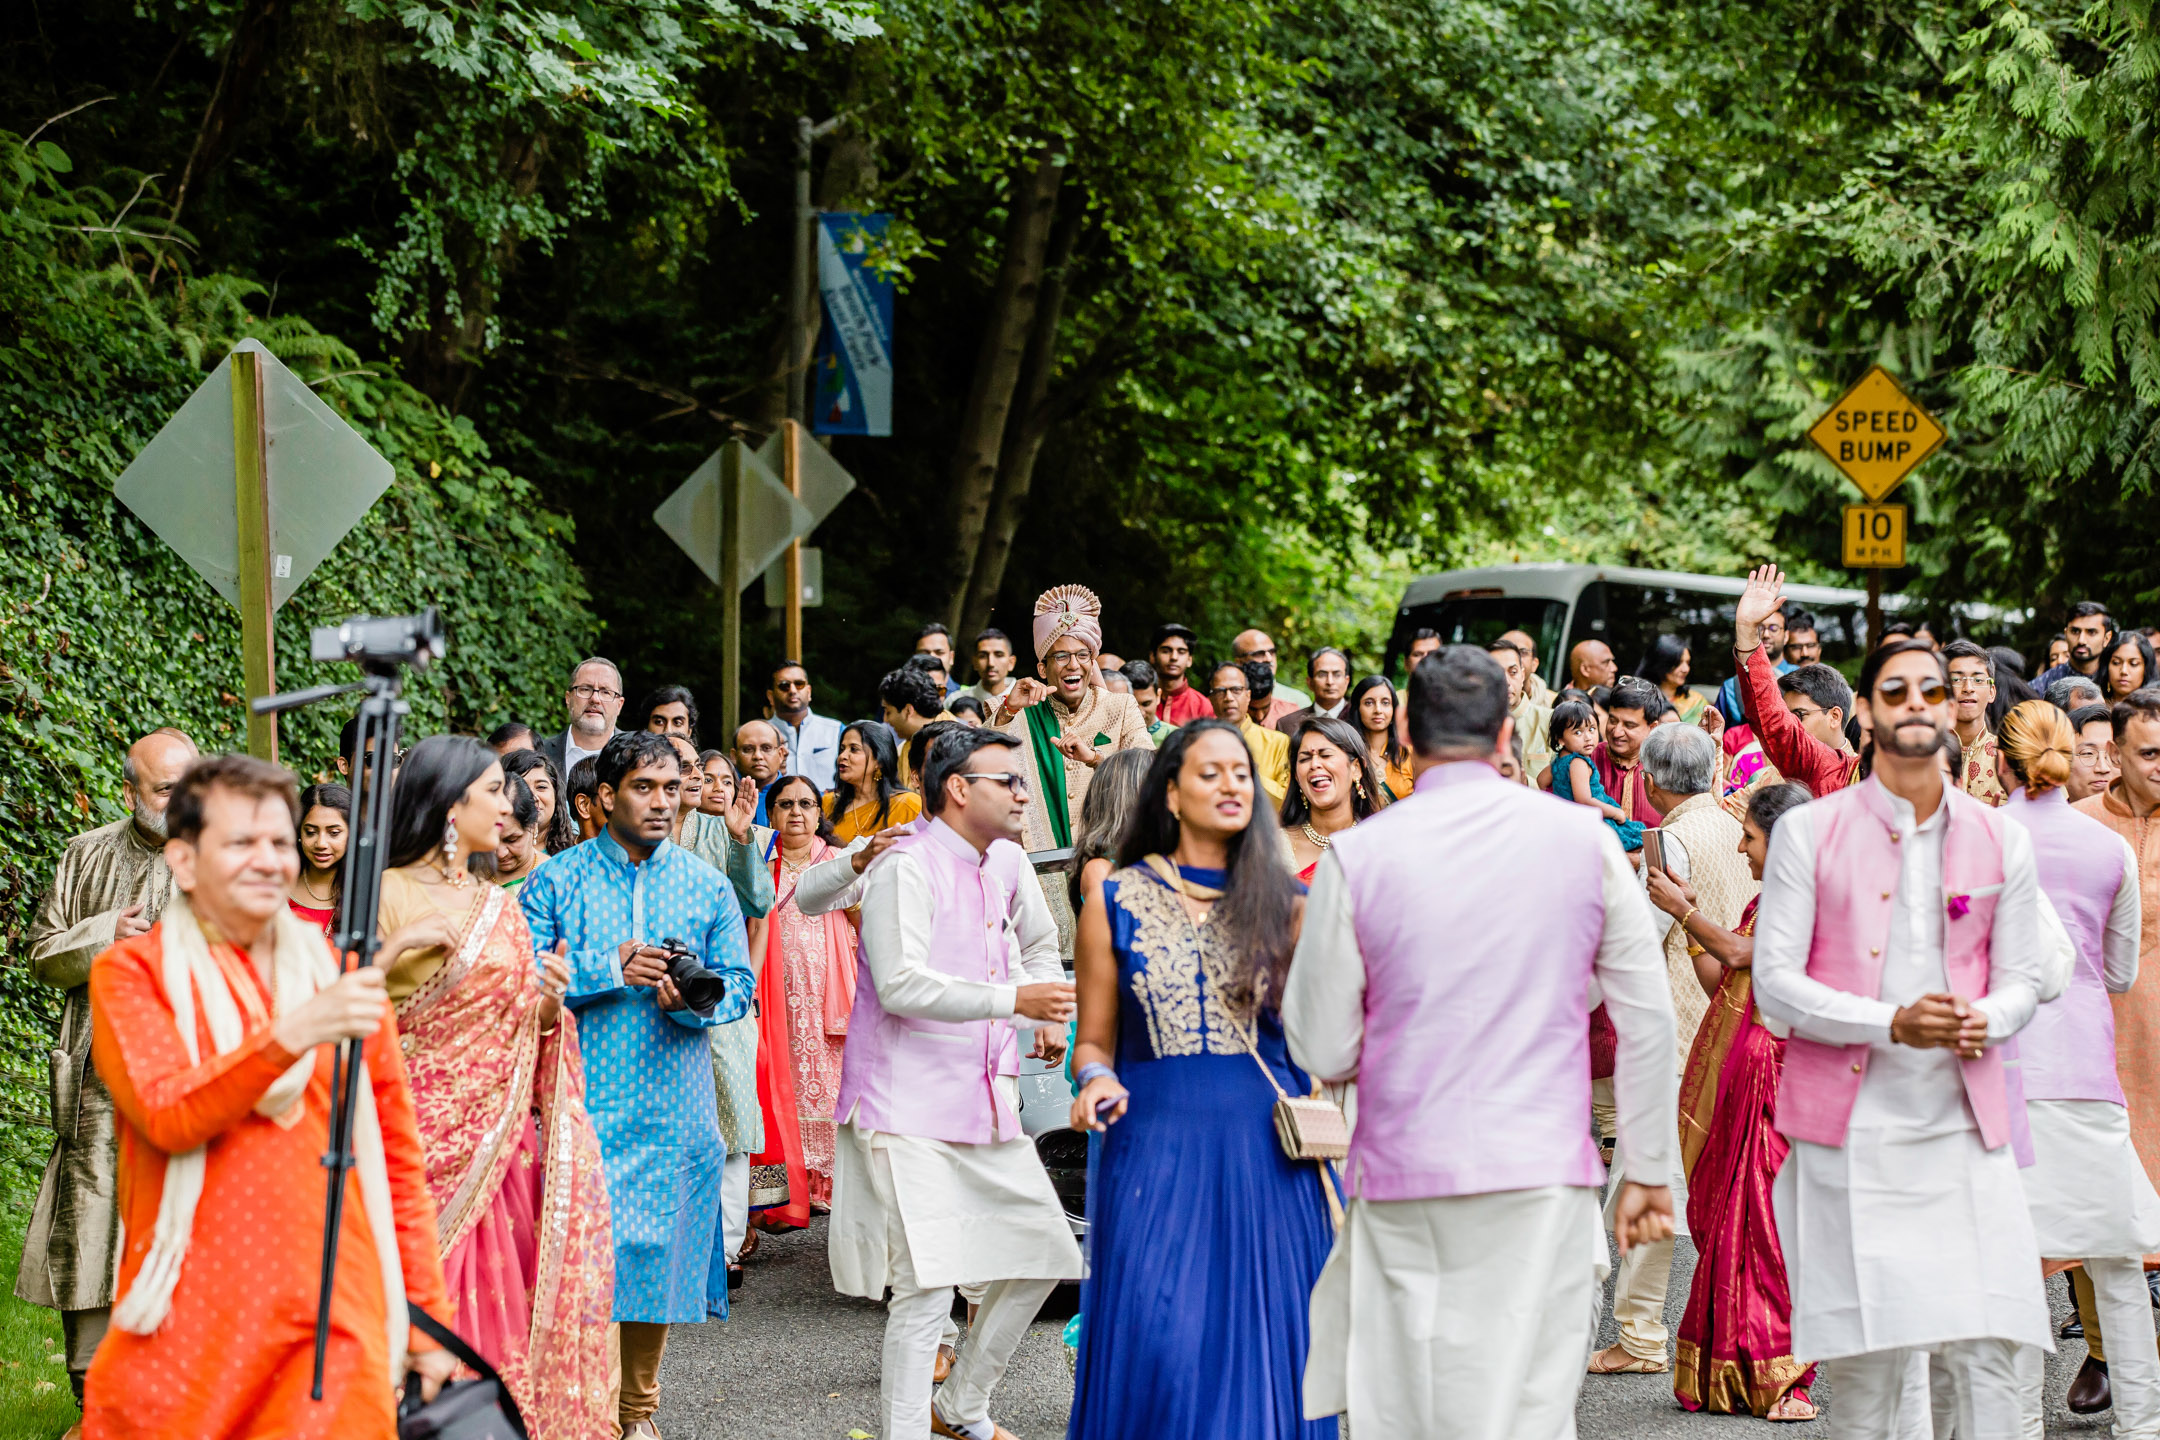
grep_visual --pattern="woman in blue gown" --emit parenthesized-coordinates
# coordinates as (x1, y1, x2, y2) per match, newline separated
(1066, 719, 1340, 1440)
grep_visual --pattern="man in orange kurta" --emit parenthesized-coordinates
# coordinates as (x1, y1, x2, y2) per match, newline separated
(82, 754, 454, 1439)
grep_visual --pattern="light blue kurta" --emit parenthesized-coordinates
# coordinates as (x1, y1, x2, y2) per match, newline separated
(521, 830, 753, 1324)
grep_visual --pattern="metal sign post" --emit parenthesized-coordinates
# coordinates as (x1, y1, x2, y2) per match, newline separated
(230, 349, 277, 760)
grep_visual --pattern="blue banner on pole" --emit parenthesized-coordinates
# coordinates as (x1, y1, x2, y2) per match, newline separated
(811, 213, 894, 438)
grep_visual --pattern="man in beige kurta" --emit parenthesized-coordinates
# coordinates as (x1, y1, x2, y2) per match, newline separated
(1591, 721, 1757, 1376)
(19, 728, 195, 1409)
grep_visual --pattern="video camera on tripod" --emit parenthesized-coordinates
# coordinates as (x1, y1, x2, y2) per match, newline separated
(250, 608, 442, 1401)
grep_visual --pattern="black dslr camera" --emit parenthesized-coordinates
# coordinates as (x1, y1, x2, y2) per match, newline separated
(656, 937, 729, 1019)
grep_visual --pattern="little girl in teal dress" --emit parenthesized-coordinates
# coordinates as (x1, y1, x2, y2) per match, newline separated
(1547, 700, 1643, 851)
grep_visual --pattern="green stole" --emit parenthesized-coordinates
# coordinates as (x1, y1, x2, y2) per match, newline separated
(1023, 703, 1074, 847)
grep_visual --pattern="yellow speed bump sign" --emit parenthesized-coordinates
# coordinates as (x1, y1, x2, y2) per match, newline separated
(1843, 503, 1907, 568)
(1807, 365, 1945, 501)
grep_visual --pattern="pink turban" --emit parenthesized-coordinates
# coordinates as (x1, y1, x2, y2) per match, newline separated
(1033, 584, 1104, 661)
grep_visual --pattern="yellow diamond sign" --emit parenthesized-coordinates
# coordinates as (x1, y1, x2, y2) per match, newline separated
(1806, 365, 1946, 501)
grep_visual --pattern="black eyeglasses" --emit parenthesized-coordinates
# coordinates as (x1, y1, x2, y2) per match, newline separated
(569, 684, 623, 701)
(960, 771, 1030, 796)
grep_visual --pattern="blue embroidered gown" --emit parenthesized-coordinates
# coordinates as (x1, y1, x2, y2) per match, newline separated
(1068, 863, 1339, 1440)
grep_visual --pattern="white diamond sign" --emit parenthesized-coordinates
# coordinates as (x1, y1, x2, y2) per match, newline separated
(113, 339, 393, 610)
(753, 428, 857, 528)
(655, 440, 815, 590)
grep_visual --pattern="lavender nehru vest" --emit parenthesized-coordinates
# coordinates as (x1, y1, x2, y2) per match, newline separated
(1329, 761, 1609, 1201)
(2005, 785, 2130, 1105)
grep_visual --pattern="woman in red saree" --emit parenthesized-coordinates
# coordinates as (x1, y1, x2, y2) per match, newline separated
(1649, 780, 1818, 1422)
(750, 775, 860, 1226)
(380, 735, 615, 1440)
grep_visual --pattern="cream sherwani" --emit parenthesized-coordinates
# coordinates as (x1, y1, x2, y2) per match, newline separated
(1753, 789, 2046, 1440)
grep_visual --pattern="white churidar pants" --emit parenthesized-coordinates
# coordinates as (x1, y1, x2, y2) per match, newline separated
(721, 1151, 750, 1264)
(1304, 1184, 1602, 1438)
(1831, 1341, 2023, 1440)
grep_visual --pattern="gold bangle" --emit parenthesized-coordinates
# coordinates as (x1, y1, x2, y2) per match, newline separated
(1679, 905, 1698, 930)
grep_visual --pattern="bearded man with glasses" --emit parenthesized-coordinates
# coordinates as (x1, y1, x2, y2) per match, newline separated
(1752, 637, 2048, 1436)
(988, 585, 1155, 855)
(539, 656, 627, 779)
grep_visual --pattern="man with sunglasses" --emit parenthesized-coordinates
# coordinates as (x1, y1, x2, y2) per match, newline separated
(538, 655, 626, 780)
(832, 727, 1081, 1440)
(1752, 635, 2047, 1435)
(1734, 567, 1864, 796)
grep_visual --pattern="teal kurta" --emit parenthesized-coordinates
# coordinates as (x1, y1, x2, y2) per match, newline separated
(520, 831, 752, 1323)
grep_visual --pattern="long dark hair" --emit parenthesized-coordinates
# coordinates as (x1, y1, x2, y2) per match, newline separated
(765, 772, 838, 848)
(2099, 631, 2158, 699)
(1635, 633, 1691, 689)
(1346, 674, 1407, 770)
(1279, 715, 1384, 828)
(1117, 720, 1299, 1017)
(1070, 748, 1154, 911)
(386, 734, 502, 880)
(501, 746, 576, 855)
(838, 719, 904, 831)
(295, 782, 352, 910)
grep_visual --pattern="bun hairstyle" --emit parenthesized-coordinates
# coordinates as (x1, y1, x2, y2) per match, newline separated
(1997, 699, 2075, 795)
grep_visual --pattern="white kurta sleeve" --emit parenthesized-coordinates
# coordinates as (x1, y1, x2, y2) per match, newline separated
(1974, 818, 2042, 1041)
(1593, 830, 1679, 1186)
(2105, 839, 2143, 994)
(1010, 867, 1065, 983)
(1283, 850, 1365, 1085)
(1752, 805, 1900, 1044)
(858, 852, 1018, 1021)
(795, 837, 871, 916)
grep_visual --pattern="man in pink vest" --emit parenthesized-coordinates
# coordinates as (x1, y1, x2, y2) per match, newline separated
(1753, 638, 2048, 1438)
(826, 727, 1081, 1440)
(1284, 645, 1680, 1437)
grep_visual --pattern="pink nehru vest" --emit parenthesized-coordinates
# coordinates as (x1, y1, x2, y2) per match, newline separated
(1330, 761, 1609, 1201)
(834, 819, 1027, 1145)
(2005, 786, 2129, 1105)
(1776, 778, 2014, 1150)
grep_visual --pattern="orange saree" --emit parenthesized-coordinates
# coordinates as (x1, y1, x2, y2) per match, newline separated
(395, 885, 613, 1440)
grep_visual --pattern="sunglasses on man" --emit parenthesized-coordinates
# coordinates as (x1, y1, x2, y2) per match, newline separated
(1875, 676, 1948, 707)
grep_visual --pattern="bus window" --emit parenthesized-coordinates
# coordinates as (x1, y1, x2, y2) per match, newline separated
(1567, 581, 1740, 691)
(1389, 596, 1568, 678)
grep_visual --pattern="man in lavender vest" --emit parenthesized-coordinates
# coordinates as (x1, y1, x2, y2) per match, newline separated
(1995, 704, 2155, 1430)
(826, 726, 1081, 1440)
(1753, 638, 2047, 1438)
(1283, 646, 1680, 1437)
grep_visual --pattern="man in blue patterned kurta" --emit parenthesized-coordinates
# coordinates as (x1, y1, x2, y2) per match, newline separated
(521, 729, 752, 1440)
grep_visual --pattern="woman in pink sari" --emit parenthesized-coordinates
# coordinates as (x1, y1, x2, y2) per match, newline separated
(750, 774, 859, 1226)
(1648, 780, 1817, 1422)
(379, 735, 615, 1440)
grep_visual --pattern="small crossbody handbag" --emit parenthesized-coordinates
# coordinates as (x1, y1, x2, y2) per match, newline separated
(1143, 855, 1347, 1225)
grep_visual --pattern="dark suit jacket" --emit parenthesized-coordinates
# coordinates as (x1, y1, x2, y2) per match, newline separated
(536, 729, 569, 778)
(1271, 703, 1348, 736)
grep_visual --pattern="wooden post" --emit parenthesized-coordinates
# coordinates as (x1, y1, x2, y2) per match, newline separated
(791, 118, 815, 428)
(231, 349, 277, 762)
(720, 440, 744, 743)
(1865, 567, 1883, 649)
(783, 420, 804, 661)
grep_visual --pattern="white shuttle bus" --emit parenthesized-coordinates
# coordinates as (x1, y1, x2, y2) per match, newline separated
(1383, 563, 2009, 690)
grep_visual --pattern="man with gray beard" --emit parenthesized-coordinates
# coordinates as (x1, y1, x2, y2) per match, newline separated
(17, 727, 196, 1419)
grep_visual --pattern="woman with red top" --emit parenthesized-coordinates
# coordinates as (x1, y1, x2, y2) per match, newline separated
(1282, 715, 1383, 884)
(285, 782, 349, 932)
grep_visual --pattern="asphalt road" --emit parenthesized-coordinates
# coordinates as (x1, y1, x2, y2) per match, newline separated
(655, 1220, 2100, 1439)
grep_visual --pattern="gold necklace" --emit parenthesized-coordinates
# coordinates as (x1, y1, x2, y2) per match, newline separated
(1300, 823, 1333, 850)
(299, 873, 334, 904)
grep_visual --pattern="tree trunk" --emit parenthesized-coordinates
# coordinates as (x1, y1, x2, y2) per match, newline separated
(957, 202, 1084, 644)
(943, 149, 1065, 629)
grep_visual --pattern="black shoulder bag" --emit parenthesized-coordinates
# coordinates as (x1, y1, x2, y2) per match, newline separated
(397, 1303, 530, 1440)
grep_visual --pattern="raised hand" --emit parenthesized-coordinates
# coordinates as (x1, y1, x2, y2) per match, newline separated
(725, 772, 758, 844)
(1735, 565, 1786, 652)
(997, 678, 1050, 722)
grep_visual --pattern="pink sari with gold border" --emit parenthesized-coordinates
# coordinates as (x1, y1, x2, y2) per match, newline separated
(396, 885, 615, 1440)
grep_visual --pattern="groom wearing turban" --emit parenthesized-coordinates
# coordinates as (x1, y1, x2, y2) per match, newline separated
(989, 585, 1156, 857)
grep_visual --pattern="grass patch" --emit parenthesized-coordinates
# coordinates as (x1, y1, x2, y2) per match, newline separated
(0, 1123, 76, 1440)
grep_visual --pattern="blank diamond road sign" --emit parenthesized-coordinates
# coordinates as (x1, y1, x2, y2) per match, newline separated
(113, 340, 393, 610)
(1805, 365, 1946, 502)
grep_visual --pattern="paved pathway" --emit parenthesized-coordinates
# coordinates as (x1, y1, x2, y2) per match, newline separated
(655, 1219, 2101, 1438)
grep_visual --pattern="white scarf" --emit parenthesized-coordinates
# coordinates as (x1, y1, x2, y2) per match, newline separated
(111, 892, 408, 1383)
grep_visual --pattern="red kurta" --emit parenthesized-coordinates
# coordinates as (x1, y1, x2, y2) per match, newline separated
(84, 925, 451, 1440)
(1731, 645, 1862, 798)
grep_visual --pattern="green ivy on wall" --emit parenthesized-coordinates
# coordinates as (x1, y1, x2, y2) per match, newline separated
(0, 131, 596, 1188)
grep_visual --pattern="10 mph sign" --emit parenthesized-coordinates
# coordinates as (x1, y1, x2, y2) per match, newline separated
(1806, 365, 1945, 501)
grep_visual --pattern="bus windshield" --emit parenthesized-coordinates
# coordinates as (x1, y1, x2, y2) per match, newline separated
(1396, 596, 1569, 675)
